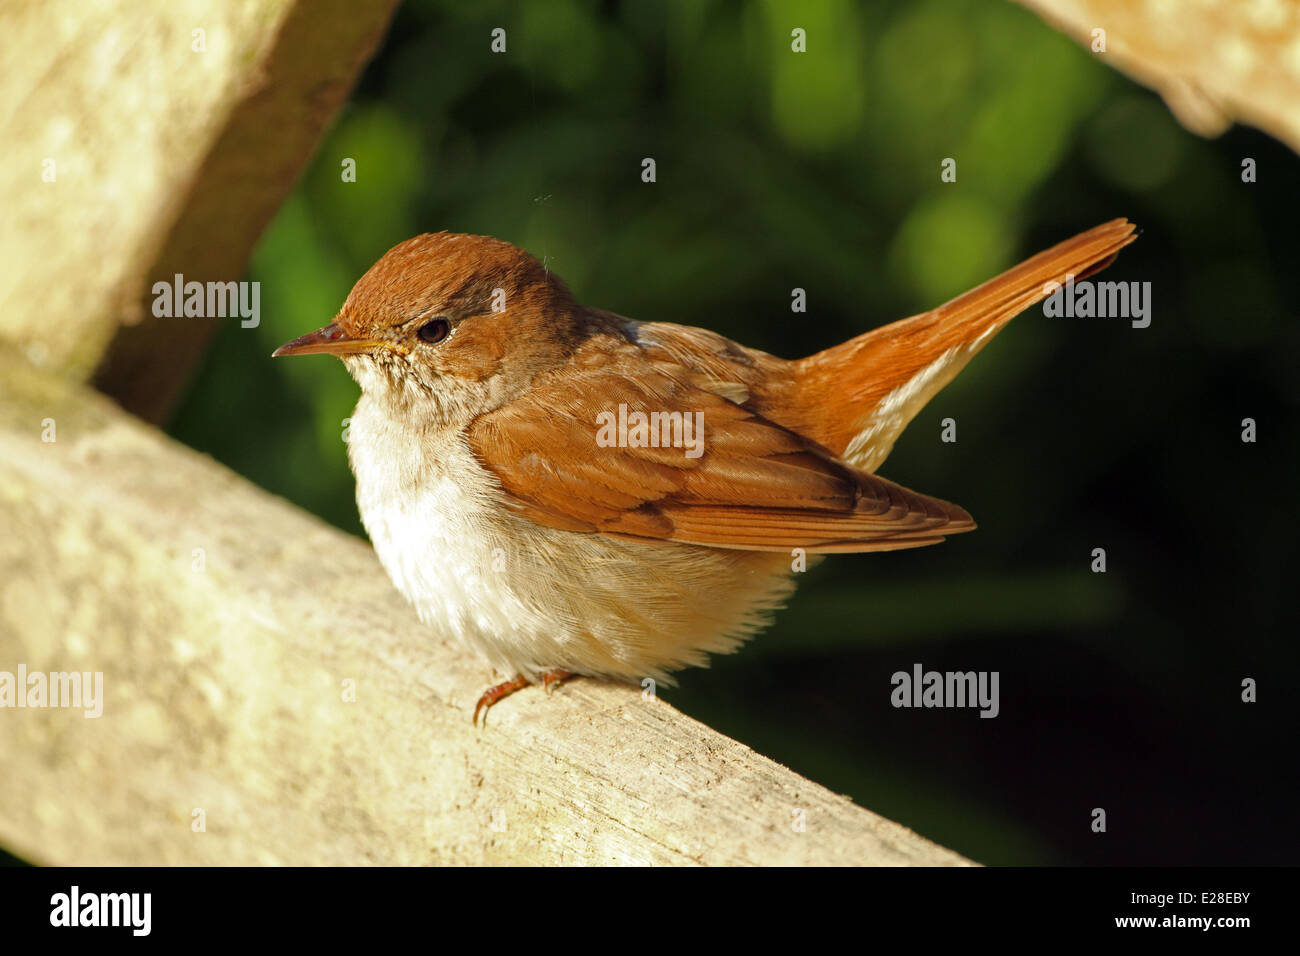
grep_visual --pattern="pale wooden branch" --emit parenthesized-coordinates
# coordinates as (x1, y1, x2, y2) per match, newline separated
(0, 0, 399, 416)
(0, 350, 974, 866)
(1015, 0, 1300, 153)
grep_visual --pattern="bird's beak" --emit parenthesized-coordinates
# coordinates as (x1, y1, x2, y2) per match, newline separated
(272, 322, 381, 358)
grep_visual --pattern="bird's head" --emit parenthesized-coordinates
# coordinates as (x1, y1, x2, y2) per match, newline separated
(274, 232, 583, 421)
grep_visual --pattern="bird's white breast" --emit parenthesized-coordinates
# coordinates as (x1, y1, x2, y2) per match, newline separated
(346, 393, 798, 683)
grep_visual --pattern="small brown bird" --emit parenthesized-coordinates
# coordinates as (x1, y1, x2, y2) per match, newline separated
(275, 220, 1136, 722)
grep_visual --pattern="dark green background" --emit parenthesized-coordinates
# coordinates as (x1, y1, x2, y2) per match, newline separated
(154, 0, 1298, 865)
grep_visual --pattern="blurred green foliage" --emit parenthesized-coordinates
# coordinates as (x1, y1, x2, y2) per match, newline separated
(170, 0, 1299, 865)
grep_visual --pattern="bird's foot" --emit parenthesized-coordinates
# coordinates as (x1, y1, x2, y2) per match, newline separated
(473, 669, 574, 725)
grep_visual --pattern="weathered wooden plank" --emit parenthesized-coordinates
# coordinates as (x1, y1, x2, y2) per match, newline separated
(0, 0, 398, 417)
(1016, 0, 1300, 152)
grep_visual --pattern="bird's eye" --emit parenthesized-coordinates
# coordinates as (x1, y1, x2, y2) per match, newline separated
(417, 318, 450, 344)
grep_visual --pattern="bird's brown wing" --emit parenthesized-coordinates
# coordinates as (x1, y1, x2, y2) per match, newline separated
(466, 357, 974, 553)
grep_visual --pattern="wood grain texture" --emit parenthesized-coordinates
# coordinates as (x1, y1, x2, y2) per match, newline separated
(0, 351, 973, 866)
(0, 0, 397, 413)
(1015, 0, 1300, 153)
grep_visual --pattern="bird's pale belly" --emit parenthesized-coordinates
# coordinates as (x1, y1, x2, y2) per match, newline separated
(348, 406, 796, 683)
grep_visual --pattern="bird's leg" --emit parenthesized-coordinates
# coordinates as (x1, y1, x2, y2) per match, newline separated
(473, 675, 529, 725)
(542, 668, 574, 693)
(473, 669, 575, 725)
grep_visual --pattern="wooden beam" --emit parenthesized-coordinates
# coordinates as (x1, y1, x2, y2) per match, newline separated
(0, 350, 973, 866)
(1015, 0, 1300, 153)
(0, 0, 398, 417)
